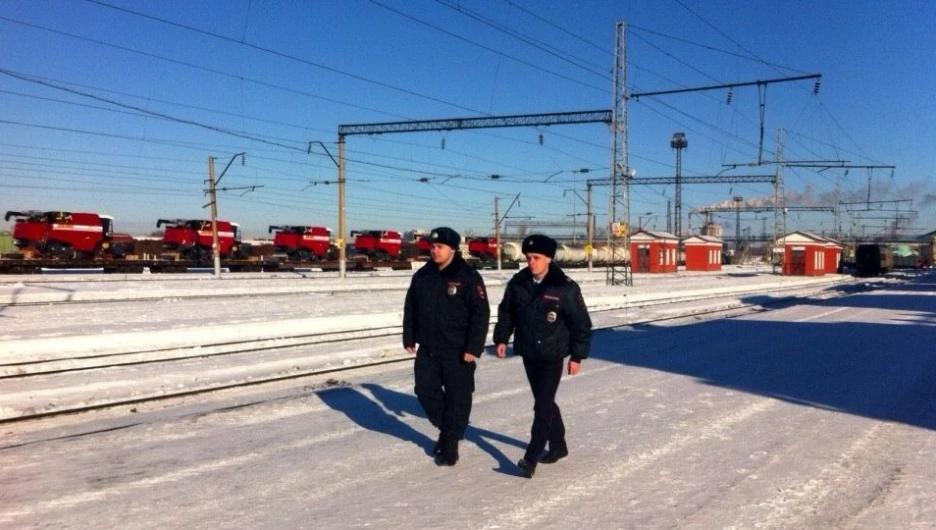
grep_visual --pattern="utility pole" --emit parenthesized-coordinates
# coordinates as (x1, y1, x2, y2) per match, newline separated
(208, 156, 219, 277)
(586, 183, 594, 273)
(494, 196, 501, 270)
(338, 136, 347, 279)
(667, 200, 672, 233)
(496, 193, 521, 271)
(774, 128, 785, 272)
(734, 196, 743, 257)
(205, 152, 246, 278)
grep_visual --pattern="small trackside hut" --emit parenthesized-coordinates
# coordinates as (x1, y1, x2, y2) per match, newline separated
(682, 234, 723, 271)
(779, 231, 828, 276)
(630, 229, 679, 273)
(819, 236, 844, 274)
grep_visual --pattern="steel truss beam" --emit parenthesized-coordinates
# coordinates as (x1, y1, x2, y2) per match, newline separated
(338, 110, 612, 136)
(694, 205, 833, 214)
(630, 175, 775, 186)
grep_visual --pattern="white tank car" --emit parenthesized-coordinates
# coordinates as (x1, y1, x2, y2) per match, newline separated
(502, 241, 522, 261)
(502, 242, 629, 263)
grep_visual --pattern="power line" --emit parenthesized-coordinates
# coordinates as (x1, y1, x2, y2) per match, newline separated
(0, 15, 407, 119)
(502, 0, 610, 57)
(432, 0, 611, 79)
(0, 68, 308, 152)
(365, 0, 607, 93)
(82, 0, 488, 115)
(629, 24, 811, 75)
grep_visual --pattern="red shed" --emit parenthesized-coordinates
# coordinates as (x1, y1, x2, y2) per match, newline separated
(818, 235, 844, 274)
(630, 229, 679, 273)
(683, 235, 723, 271)
(778, 231, 827, 276)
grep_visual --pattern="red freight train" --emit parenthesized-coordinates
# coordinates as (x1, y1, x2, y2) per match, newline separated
(5, 210, 134, 259)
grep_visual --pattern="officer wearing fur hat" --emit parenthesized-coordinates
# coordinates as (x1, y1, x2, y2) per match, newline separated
(403, 227, 490, 466)
(493, 234, 592, 478)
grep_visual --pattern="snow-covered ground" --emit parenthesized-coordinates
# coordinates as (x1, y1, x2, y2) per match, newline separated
(0, 267, 851, 420)
(1, 268, 934, 528)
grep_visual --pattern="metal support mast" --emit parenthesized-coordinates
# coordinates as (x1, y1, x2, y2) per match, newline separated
(773, 128, 785, 270)
(607, 21, 632, 286)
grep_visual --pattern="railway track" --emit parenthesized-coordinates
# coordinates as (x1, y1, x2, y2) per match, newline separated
(0, 257, 428, 275)
(0, 278, 863, 424)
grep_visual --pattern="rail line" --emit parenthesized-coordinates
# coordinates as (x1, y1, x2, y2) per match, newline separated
(0, 257, 427, 275)
(0, 281, 856, 424)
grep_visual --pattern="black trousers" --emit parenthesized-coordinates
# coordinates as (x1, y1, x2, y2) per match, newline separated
(414, 348, 476, 440)
(522, 357, 566, 462)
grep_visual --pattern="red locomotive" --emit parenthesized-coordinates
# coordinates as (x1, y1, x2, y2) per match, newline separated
(467, 236, 499, 261)
(351, 230, 402, 260)
(157, 219, 249, 261)
(269, 225, 336, 261)
(5, 210, 134, 259)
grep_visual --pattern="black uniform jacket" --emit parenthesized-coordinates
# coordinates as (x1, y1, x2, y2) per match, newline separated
(403, 253, 490, 355)
(493, 263, 592, 362)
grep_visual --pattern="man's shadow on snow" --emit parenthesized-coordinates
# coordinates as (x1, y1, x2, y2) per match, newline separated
(317, 382, 527, 475)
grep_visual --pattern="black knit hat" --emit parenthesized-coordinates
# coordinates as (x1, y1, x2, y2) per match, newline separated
(522, 234, 557, 258)
(428, 227, 461, 249)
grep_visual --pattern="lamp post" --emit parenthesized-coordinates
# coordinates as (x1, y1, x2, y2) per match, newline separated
(670, 132, 688, 238)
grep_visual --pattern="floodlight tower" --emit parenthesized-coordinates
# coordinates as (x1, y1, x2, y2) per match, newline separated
(670, 132, 688, 237)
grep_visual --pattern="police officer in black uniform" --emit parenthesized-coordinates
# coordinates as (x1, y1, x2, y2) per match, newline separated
(403, 227, 490, 466)
(493, 234, 592, 478)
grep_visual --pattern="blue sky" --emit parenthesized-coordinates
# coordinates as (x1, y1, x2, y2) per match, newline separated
(1, 0, 933, 240)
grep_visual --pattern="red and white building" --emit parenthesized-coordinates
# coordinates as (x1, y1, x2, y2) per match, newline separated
(777, 231, 833, 276)
(683, 235, 723, 271)
(630, 229, 679, 273)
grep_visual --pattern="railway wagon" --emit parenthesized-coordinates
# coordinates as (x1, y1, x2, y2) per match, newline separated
(855, 244, 893, 277)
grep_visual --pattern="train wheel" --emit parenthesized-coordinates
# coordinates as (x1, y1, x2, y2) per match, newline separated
(296, 248, 313, 262)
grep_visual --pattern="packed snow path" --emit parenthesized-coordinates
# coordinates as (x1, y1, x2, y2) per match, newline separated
(1, 271, 934, 528)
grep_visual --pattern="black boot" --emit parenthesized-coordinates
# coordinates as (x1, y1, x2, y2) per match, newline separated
(432, 432, 447, 456)
(435, 437, 459, 466)
(539, 446, 568, 464)
(517, 458, 536, 478)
